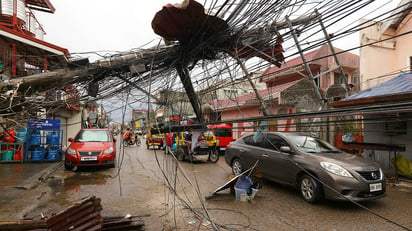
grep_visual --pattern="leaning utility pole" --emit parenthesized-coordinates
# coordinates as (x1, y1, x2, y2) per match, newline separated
(227, 51, 273, 117)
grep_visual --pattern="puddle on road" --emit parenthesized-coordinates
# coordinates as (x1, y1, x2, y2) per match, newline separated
(47, 171, 109, 194)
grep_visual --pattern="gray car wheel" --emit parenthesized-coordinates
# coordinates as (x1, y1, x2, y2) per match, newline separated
(231, 158, 243, 175)
(299, 175, 322, 203)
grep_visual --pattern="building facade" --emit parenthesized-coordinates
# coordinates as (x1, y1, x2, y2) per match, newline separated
(334, 1, 412, 175)
(359, 0, 412, 90)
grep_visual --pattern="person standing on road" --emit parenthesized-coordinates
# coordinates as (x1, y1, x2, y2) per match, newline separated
(184, 130, 193, 154)
(165, 132, 174, 154)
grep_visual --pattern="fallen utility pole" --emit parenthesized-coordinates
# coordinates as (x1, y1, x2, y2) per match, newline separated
(0, 45, 177, 94)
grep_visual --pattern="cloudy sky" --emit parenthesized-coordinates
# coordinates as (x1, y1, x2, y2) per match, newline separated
(35, 0, 401, 60)
(35, 0, 173, 61)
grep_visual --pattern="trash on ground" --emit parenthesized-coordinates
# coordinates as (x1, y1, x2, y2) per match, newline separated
(201, 220, 211, 226)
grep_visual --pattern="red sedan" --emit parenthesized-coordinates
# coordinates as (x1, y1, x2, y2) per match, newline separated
(65, 128, 116, 170)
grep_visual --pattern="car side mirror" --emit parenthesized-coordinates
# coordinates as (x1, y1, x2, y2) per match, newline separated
(113, 138, 117, 142)
(68, 138, 73, 142)
(280, 146, 293, 154)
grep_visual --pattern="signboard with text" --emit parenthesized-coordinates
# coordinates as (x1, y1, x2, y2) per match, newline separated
(27, 119, 61, 130)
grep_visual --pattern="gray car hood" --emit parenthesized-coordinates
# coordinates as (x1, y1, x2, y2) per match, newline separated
(312, 152, 378, 168)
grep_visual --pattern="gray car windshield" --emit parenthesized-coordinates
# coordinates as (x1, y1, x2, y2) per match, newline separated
(287, 135, 341, 153)
(75, 130, 110, 142)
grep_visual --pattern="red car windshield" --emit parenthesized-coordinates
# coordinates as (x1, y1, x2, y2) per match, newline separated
(74, 130, 111, 142)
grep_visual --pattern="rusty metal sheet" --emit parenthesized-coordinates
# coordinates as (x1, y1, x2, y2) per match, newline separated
(47, 196, 102, 231)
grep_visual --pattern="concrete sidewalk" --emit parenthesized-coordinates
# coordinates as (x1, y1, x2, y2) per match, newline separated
(0, 161, 63, 190)
(20, 161, 63, 189)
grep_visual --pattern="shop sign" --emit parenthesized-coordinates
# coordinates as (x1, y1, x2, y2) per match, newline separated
(27, 119, 60, 130)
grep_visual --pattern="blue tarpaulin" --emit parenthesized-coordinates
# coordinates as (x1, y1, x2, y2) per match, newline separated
(341, 72, 412, 101)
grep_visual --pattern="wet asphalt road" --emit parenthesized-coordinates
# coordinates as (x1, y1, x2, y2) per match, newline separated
(0, 140, 411, 231)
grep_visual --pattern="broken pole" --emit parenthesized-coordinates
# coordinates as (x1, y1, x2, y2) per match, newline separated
(226, 51, 273, 116)
(316, 9, 349, 91)
(286, 16, 324, 101)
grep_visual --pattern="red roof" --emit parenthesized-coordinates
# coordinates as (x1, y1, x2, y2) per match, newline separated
(0, 25, 70, 62)
(262, 49, 319, 81)
(209, 80, 299, 110)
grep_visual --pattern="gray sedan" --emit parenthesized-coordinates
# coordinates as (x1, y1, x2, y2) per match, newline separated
(225, 131, 386, 203)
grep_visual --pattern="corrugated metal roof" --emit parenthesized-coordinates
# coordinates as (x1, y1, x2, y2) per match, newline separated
(342, 72, 412, 101)
(381, 0, 412, 34)
(26, 0, 55, 13)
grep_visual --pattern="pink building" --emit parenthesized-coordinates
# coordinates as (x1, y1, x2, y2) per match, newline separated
(262, 44, 360, 99)
(206, 44, 360, 140)
(207, 79, 319, 139)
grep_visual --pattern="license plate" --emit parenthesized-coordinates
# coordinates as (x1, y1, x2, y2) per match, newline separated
(369, 183, 382, 192)
(220, 147, 226, 150)
(81, 156, 97, 161)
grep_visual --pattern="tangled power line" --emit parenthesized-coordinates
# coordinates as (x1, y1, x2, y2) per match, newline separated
(1, 0, 411, 230)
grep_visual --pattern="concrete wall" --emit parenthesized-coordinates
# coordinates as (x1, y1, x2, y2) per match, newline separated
(65, 111, 82, 147)
(363, 113, 412, 174)
(313, 45, 360, 90)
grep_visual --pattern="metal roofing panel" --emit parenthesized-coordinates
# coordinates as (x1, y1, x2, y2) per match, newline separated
(381, 0, 412, 34)
(26, 0, 55, 13)
(342, 72, 412, 101)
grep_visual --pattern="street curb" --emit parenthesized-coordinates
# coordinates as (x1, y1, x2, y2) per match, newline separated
(16, 161, 63, 190)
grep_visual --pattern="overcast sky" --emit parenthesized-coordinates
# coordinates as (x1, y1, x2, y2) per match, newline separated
(35, 0, 401, 61)
(35, 0, 174, 61)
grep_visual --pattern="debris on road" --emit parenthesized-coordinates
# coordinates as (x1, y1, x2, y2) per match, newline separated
(0, 196, 145, 231)
(205, 160, 262, 201)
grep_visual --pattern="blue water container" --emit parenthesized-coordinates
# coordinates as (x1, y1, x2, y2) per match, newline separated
(235, 175, 253, 194)
(31, 148, 45, 160)
(46, 133, 59, 145)
(30, 131, 41, 145)
(47, 149, 60, 161)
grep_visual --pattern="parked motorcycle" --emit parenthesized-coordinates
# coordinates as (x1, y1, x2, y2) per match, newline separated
(123, 135, 141, 147)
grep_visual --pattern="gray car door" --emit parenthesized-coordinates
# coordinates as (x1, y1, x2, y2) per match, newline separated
(240, 134, 266, 170)
(259, 134, 297, 184)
